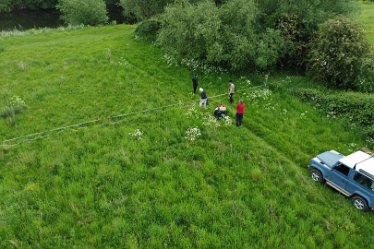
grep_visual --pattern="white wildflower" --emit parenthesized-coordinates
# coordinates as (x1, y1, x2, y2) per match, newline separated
(185, 127, 201, 142)
(129, 129, 143, 140)
(9, 96, 27, 112)
(300, 111, 308, 120)
(203, 116, 220, 129)
(223, 116, 232, 127)
(186, 104, 198, 117)
(248, 89, 272, 101)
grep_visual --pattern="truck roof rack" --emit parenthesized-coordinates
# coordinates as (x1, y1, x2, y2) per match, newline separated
(361, 148, 374, 156)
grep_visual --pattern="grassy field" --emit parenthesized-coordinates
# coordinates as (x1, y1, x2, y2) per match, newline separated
(358, 1, 374, 45)
(0, 25, 373, 248)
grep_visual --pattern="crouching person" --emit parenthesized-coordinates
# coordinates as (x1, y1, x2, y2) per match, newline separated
(214, 104, 226, 119)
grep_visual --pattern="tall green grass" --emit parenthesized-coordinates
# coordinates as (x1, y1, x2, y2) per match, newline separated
(0, 25, 373, 248)
(358, 1, 374, 45)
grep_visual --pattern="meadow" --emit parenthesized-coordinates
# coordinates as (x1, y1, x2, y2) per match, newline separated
(0, 25, 373, 248)
(358, 1, 374, 45)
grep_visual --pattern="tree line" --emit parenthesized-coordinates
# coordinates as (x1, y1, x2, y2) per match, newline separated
(1, 0, 372, 91)
(135, 0, 373, 91)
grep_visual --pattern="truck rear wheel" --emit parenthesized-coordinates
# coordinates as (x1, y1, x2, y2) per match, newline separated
(352, 196, 369, 212)
(310, 169, 324, 184)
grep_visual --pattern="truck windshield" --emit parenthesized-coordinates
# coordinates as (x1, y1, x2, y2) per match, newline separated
(334, 164, 350, 176)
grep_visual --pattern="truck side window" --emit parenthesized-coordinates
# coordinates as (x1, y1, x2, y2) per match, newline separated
(354, 173, 374, 192)
(334, 164, 350, 176)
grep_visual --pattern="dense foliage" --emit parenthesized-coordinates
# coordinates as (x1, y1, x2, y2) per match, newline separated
(119, 0, 173, 21)
(276, 14, 310, 70)
(134, 19, 161, 41)
(0, 0, 57, 12)
(157, 0, 284, 71)
(58, 0, 108, 25)
(308, 17, 369, 89)
(156, 0, 358, 74)
(120, 0, 225, 21)
(358, 52, 374, 92)
(0, 0, 12, 12)
(254, 0, 356, 30)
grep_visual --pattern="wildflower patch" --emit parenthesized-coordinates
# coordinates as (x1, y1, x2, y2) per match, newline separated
(129, 129, 144, 140)
(185, 127, 201, 142)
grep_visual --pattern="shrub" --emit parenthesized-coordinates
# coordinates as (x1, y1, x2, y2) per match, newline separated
(240, 0, 357, 71)
(0, 0, 11, 12)
(120, 0, 214, 22)
(308, 17, 369, 89)
(358, 52, 374, 93)
(216, 0, 258, 70)
(255, 0, 357, 30)
(0, 0, 58, 13)
(157, 0, 285, 71)
(277, 14, 310, 70)
(120, 0, 173, 22)
(58, 0, 108, 25)
(157, 1, 221, 63)
(254, 28, 285, 70)
(134, 19, 161, 42)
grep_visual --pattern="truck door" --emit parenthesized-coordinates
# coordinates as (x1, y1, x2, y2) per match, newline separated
(326, 164, 352, 196)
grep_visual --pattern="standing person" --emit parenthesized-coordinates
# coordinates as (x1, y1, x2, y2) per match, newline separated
(192, 74, 198, 94)
(229, 80, 235, 104)
(199, 88, 208, 109)
(236, 99, 245, 127)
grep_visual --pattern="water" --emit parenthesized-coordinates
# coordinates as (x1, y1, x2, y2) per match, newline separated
(0, 9, 62, 31)
(0, 5, 129, 31)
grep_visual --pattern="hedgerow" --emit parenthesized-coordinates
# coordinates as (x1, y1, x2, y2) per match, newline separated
(294, 88, 374, 144)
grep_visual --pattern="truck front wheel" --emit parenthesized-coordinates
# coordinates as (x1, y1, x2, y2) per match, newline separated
(310, 169, 324, 184)
(352, 196, 369, 212)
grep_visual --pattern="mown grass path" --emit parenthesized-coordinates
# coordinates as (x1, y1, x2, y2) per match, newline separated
(0, 25, 373, 248)
(358, 1, 374, 45)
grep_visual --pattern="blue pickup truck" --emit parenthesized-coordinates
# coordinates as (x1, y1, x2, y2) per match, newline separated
(308, 150, 374, 211)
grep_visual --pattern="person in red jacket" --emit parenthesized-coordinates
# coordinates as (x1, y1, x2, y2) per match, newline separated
(236, 99, 245, 127)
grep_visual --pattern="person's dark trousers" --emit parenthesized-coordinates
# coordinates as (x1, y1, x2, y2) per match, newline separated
(193, 84, 198, 94)
(229, 93, 234, 104)
(236, 113, 243, 126)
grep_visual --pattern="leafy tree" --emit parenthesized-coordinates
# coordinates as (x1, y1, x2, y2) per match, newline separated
(0, 0, 12, 12)
(134, 19, 161, 41)
(120, 0, 174, 21)
(120, 0, 224, 22)
(277, 14, 310, 70)
(255, 0, 356, 30)
(157, 0, 284, 71)
(255, 28, 285, 70)
(0, 0, 58, 12)
(157, 1, 221, 61)
(256, 0, 357, 71)
(58, 0, 108, 25)
(308, 17, 369, 89)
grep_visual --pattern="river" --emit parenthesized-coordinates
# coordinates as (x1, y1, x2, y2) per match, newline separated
(0, 5, 127, 31)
